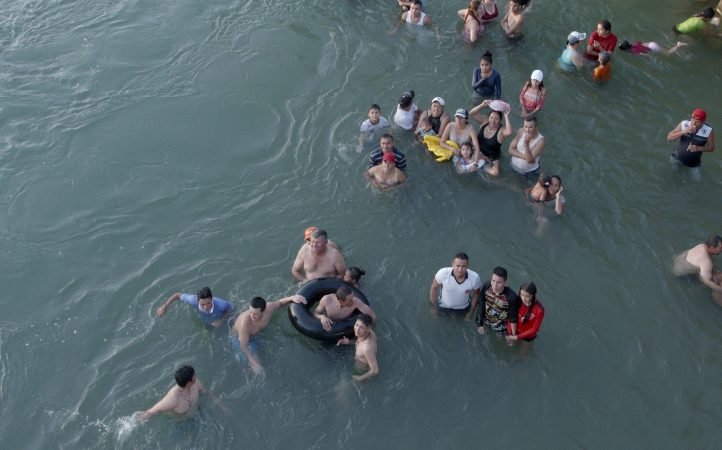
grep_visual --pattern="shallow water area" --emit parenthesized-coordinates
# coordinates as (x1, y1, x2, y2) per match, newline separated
(1, 0, 722, 448)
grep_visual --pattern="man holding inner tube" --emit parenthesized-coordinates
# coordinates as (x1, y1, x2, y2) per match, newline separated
(314, 286, 377, 331)
(230, 294, 307, 375)
(292, 228, 346, 282)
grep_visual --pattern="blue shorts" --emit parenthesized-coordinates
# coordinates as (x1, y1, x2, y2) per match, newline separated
(229, 334, 260, 364)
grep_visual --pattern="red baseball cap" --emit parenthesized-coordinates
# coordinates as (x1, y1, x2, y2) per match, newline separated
(382, 152, 396, 164)
(692, 108, 707, 122)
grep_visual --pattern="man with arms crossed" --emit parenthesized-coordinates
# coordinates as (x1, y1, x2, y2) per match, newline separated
(337, 314, 379, 382)
(429, 252, 481, 321)
(231, 294, 307, 374)
(292, 229, 346, 282)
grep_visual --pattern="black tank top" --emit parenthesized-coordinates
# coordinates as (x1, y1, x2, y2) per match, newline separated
(427, 110, 442, 134)
(478, 124, 502, 160)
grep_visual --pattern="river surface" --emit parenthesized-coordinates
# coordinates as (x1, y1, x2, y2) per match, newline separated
(1, 0, 722, 448)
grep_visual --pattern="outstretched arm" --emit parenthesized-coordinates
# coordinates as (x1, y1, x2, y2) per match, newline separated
(137, 389, 177, 421)
(355, 301, 377, 323)
(156, 293, 181, 317)
(266, 294, 307, 314)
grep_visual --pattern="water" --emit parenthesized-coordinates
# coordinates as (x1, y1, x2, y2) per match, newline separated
(1, 0, 722, 448)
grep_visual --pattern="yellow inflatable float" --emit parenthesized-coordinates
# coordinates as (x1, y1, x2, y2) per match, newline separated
(423, 135, 458, 162)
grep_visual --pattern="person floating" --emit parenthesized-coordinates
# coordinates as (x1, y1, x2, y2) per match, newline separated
(674, 7, 718, 34)
(336, 314, 379, 382)
(618, 40, 687, 55)
(156, 287, 233, 328)
(230, 294, 307, 374)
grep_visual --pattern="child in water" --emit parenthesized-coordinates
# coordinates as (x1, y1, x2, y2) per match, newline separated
(416, 116, 437, 139)
(618, 40, 687, 55)
(453, 142, 482, 174)
(359, 104, 390, 150)
(593, 51, 611, 83)
(674, 7, 719, 34)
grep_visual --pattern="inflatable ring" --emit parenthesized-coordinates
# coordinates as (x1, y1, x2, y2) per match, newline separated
(288, 277, 370, 342)
(423, 135, 458, 162)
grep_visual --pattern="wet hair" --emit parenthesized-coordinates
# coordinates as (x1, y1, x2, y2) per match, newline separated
(175, 365, 195, 387)
(410, 0, 422, 6)
(550, 175, 562, 186)
(197, 287, 212, 300)
(346, 266, 366, 282)
(519, 282, 537, 321)
(524, 116, 538, 126)
(250, 296, 267, 311)
(599, 19, 612, 32)
(464, 0, 481, 22)
(480, 51, 493, 65)
(336, 285, 353, 300)
(369, 104, 381, 112)
(380, 133, 394, 142)
(399, 90, 416, 108)
(311, 228, 328, 241)
(619, 40, 632, 51)
(357, 313, 374, 327)
(706, 235, 722, 248)
(489, 110, 503, 121)
(492, 266, 508, 280)
(698, 8, 715, 19)
(454, 252, 469, 262)
(598, 51, 611, 65)
(539, 174, 552, 187)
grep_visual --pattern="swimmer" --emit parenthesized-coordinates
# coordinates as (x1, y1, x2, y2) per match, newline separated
(343, 266, 366, 290)
(519, 70, 546, 118)
(505, 282, 545, 343)
(336, 314, 379, 382)
(364, 151, 407, 190)
(586, 19, 618, 61)
(292, 229, 346, 282)
(593, 51, 611, 83)
(231, 294, 307, 374)
(400, 0, 431, 26)
(416, 116, 437, 139)
(673, 236, 722, 300)
(358, 104, 390, 151)
(501, 0, 525, 39)
(458, 0, 484, 43)
(559, 31, 586, 71)
(453, 142, 480, 174)
(156, 287, 233, 328)
(618, 40, 687, 55)
(674, 8, 718, 35)
(429, 252, 481, 320)
(136, 365, 205, 420)
(301, 226, 339, 251)
(368, 134, 407, 171)
(314, 286, 376, 332)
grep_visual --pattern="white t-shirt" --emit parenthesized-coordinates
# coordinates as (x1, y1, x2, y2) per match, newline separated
(360, 116, 390, 135)
(434, 267, 481, 309)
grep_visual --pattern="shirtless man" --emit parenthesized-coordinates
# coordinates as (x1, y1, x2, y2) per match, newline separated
(364, 152, 407, 191)
(336, 314, 379, 382)
(231, 294, 307, 374)
(314, 286, 376, 331)
(137, 365, 204, 420)
(501, 0, 525, 38)
(292, 229, 346, 282)
(673, 235, 722, 304)
(302, 226, 339, 250)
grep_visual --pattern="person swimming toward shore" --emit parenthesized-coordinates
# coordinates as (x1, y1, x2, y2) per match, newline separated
(618, 40, 687, 55)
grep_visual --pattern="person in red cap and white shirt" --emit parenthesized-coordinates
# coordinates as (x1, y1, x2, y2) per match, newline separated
(667, 108, 715, 169)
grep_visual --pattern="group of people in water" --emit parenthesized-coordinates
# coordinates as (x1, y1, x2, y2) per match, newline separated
(136, 1, 721, 422)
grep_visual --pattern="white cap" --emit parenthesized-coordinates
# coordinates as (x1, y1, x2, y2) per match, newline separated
(567, 31, 587, 44)
(431, 97, 445, 106)
(531, 70, 543, 82)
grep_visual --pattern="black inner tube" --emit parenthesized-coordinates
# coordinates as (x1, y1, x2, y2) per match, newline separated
(288, 277, 370, 342)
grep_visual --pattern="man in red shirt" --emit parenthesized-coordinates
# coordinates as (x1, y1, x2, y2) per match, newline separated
(586, 19, 618, 61)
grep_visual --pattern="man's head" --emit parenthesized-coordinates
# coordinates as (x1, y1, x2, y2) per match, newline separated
(249, 296, 267, 321)
(597, 19, 612, 37)
(410, 0, 422, 14)
(354, 313, 373, 338)
(380, 134, 394, 153)
(451, 252, 469, 279)
(490, 266, 508, 294)
(523, 116, 538, 134)
(175, 365, 195, 387)
(304, 226, 317, 243)
(311, 228, 329, 253)
(368, 104, 381, 122)
(336, 286, 354, 306)
(705, 235, 722, 255)
(691, 108, 707, 128)
(197, 287, 213, 312)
